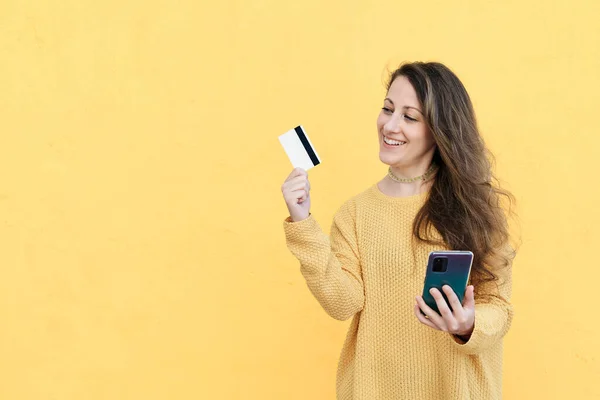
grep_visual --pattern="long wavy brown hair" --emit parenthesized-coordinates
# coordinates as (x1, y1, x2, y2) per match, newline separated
(387, 62, 516, 290)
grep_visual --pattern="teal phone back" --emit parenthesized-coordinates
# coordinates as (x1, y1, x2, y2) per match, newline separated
(422, 251, 473, 314)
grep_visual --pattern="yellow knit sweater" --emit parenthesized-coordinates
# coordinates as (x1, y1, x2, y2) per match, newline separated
(283, 184, 513, 400)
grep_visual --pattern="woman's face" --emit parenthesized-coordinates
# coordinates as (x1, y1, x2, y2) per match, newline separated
(377, 76, 437, 169)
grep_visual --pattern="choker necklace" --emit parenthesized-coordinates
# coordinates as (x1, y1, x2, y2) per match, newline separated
(387, 164, 438, 183)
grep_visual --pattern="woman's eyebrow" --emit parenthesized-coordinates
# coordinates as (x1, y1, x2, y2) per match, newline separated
(384, 98, 423, 115)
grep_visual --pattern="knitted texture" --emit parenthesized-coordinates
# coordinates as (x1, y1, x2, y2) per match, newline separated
(283, 184, 513, 400)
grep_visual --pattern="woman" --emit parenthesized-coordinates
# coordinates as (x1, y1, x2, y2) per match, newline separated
(281, 61, 515, 399)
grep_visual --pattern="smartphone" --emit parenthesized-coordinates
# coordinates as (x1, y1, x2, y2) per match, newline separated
(421, 250, 473, 314)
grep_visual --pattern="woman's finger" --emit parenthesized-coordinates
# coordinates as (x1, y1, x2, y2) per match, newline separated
(285, 168, 307, 181)
(283, 176, 309, 190)
(442, 285, 464, 315)
(429, 288, 454, 319)
(284, 189, 306, 203)
(286, 181, 310, 194)
(414, 303, 440, 330)
(416, 296, 447, 331)
(430, 288, 456, 328)
(463, 285, 475, 310)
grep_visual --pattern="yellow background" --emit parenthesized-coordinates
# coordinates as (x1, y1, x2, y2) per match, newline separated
(1, 0, 599, 398)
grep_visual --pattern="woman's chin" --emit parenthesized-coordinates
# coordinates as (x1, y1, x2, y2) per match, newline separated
(379, 151, 400, 166)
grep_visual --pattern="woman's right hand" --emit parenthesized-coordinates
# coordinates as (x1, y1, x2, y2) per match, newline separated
(281, 168, 311, 222)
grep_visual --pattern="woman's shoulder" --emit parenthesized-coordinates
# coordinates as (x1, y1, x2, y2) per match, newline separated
(334, 184, 380, 216)
(334, 181, 428, 222)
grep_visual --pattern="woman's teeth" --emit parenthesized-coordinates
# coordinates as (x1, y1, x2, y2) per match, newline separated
(384, 136, 406, 146)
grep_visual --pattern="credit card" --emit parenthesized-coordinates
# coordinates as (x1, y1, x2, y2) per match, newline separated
(278, 125, 321, 170)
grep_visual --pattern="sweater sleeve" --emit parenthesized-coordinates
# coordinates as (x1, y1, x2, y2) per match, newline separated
(283, 200, 364, 321)
(451, 249, 514, 354)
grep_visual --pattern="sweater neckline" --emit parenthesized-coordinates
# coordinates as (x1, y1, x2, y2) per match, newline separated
(370, 183, 430, 203)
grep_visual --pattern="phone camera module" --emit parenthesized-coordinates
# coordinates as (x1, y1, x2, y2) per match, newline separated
(433, 257, 448, 273)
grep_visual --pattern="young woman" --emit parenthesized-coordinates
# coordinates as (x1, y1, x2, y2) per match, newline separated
(281, 61, 515, 400)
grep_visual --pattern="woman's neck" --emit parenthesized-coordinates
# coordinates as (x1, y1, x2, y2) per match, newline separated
(378, 176, 434, 197)
(380, 161, 436, 197)
(389, 159, 432, 180)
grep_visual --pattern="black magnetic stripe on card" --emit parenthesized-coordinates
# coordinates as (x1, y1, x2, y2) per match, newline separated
(294, 126, 320, 167)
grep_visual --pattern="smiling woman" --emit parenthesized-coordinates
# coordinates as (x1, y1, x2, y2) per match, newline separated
(378, 76, 437, 177)
(280, 61, 515, 400)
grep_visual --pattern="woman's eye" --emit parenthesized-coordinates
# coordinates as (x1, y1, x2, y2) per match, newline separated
(403, 114, 416, 122)
(381, 107, 393, 114)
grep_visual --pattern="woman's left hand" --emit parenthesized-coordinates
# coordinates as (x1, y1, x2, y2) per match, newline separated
(414, 285, 476, 338)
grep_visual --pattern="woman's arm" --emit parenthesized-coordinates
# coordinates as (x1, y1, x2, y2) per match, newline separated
(283, 200, 364, 321)
(451, 254, 514, 354)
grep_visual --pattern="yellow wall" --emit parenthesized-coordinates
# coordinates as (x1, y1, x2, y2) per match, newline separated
(1, 1, 599, 398)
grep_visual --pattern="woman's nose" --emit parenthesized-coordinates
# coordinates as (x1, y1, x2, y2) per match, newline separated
(384, 114, 401, 134)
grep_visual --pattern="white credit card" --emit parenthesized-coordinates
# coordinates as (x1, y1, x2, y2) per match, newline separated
(278, 125, 321, 170)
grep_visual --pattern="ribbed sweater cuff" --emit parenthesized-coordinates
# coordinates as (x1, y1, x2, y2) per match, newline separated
(450, 304, 504, 354)
(283, 214, 324, 243)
